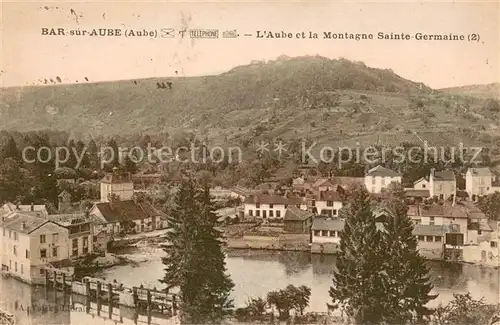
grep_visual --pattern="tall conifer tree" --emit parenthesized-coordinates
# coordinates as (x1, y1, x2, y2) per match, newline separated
(329, 186, 386, 325)
(380, 185, 437, 324)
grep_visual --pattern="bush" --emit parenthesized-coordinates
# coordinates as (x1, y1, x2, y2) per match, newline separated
(484, 98, 500, 112)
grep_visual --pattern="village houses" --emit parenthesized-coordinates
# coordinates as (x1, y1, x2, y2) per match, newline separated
(283, 206, 313, 234)
(364, 165, 402, 194)
(309, 190, 343, 217)
(465, 167, 500, 200)
(100, 173, 134, 202)
(90, 197, 165, 238)
(0, 213, 70, 284)
(243, 193, 305, 220)
(45, 213, 96, 258)
(429, 168, 456, 200)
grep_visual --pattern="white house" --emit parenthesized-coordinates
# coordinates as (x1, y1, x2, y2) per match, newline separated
(311, 217, 344, 247)
(465, 167, 500, 200)
(429, 169, 456, 200)
(243, 194, 302, 219)
(0, 203, 48, 220)
(0, 213, 70, 284)
(100, 173, 134, 202)
(413, 177, 430, 190)
(364, 165, 402, 194)
(314, 191, 343, 217)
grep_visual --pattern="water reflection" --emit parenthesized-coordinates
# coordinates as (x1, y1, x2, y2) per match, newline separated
(2, 248, 498, 325)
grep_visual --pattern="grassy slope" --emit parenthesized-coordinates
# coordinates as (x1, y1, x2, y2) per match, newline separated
(0, 56, 497, 148)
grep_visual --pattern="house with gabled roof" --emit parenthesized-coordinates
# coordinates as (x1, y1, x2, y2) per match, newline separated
(429, 168, 456, 200)
(364, 165, 402, 194)
(243, 193, 303, 220)
(465, 167, 500, 200)
(283, 206, 313, 234)
(90, 198, 165, 237)
(0, 213, 70, 284)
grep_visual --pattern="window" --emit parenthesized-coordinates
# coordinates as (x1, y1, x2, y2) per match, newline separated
(25, 250, 29, 259)
(52, 233, 58, 243)
(249, 210, 253, 217)
(426, 236, 433, 242)
(418, 236, 425, 241)
(422, 184, 426, 188)
(269, 210, 274, 217)
(83, 237, 88, 247)
(478, 230, 482, 235)
(52, 247, 58, 257)
(329, 231, 336, 237)
(326, 201, 333, 207)
(321, 230, 328, 236)
(311, 200, 316, 206)
(381, 178, 386, 186)
(13, 246, 17, 256)
(269, 204, 274, 209)
(14, 262, 17, 272)
(40, 268, 44, 275)
(83, 246, 88, 254)
(430, 217, 435, 226)
(21, 264, 23, 274)
(256, 210, 260, 217)
(439, 194, 444, 200)
(314, 230, 320, 236)
(435, 236, 442, 242)
(491, 241, 497, 248)
(256, 203, 260, 208)
(276, 211, 281, 218)
(72, 238, 78, 256)
(333, 209, 338, 216)
(14, 232, 17, 241)
(40, 234, 46, 244)
(40, 249, 47, 258)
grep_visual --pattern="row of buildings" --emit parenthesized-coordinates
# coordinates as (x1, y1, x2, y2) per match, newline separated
(234, 165, 500, 266)
(0, 173, 166, 284)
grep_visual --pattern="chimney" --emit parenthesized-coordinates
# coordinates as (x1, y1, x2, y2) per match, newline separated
(30, 202, 34, 212)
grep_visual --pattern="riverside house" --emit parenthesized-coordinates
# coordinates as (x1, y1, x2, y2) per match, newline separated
(45, 213, 94, 259)
(90, 198, 164, 238)
(0, 213, 69, 284)
(310, 217, 345, 254)
(283, 207, 313, 234)
(243, 194, 304, 220)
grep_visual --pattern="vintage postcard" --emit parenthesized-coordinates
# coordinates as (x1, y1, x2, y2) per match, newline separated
(0, 1, 499, 325)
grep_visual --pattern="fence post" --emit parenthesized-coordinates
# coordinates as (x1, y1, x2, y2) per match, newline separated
(146, 289, 152, 311)
(132, 287, 138, 307)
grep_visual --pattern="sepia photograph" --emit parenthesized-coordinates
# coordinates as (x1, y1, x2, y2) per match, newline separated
(0, 1, 499, 324)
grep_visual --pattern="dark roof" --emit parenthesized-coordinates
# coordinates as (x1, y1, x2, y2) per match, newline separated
(284, 206, 314, 221)
(318, 190, 342, 202)
(433, 170, 456, 181)
(419, 204, 468, 218)
(405, 189, 430, 198)
(467, 167, 492, 177)
(100, 173, 133, 184)
(94, 200, 163, 223)
(244, 194, 293, 205)
(231, 186, 250, 197)
(413, 224, 447, 236)
(0, 213, 56, 234)
(366, 165, 401, 177)
(312, 217, 345, 231)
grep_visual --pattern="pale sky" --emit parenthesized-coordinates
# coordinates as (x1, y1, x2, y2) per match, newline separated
(1, 1, 499, 89)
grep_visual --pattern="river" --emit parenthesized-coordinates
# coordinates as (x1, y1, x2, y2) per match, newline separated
(1, 247, 498, 325)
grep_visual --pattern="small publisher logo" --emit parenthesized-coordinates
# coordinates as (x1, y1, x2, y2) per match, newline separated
(189, 29, 219, 39)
